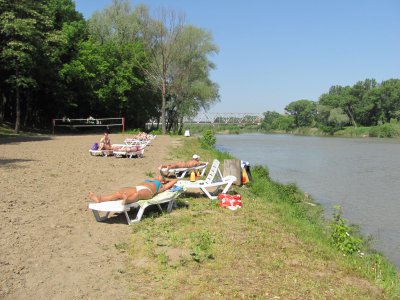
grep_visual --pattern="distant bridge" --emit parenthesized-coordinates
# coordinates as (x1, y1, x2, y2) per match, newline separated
(145, 112, 264, 128)
(184, 112, 264, 125)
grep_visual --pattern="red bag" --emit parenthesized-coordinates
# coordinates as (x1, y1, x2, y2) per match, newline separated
(218, 194, 242, 209)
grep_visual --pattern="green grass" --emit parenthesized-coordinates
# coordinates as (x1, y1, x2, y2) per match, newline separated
(123, 137, 399, 299)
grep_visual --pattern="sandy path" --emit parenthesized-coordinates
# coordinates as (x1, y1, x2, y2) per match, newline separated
(0, 134, 179, 299)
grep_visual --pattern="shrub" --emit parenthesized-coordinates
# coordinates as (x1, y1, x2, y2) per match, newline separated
(200, 129, 216, 147)
(369, 123, 397, 138)
(330, 206, 362, 255)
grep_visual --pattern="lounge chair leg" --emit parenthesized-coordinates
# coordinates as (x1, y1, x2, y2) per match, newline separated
(167, 200, 176, 212)
(200, 187, 217, 200)
(129, 203, 150, 224)
(221, 182, 233, 194)
(92, 210, 110, 222)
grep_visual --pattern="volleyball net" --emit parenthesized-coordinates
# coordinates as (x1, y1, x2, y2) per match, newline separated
(52, 117, 125, 134)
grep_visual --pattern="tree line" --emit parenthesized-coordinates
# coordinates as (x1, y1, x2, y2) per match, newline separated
(262, 78, 400, 134)
(0, 0, 219, 133)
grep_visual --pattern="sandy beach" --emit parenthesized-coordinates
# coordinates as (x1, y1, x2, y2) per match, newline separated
(0, 134, 179, 299)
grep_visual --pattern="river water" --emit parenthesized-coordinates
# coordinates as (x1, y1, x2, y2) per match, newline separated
(216, 133, 400, 268)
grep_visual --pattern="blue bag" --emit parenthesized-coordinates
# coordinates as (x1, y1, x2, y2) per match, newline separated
(91, 142, 99, 150)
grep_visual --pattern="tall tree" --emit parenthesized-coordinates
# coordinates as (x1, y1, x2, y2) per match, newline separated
(136, 7, 185, 134)
(167, 25, 219, 132)
(0, 0, 50, 132)
(285, 99, 316, 127)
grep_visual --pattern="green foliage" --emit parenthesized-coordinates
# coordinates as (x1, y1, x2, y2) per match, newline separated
(369, 123, 400, 138)
(262, 78, 400, 134)
(190, 230, 215, 263)
(145, 170, 155, 178)
(285, 99, 317, 127)
(114, 242, 129, 252)
(150, 128, 162, 135)
(330, 206, 362, 255)
(251, 165, 270, 179)
(200, 129, 216, 147)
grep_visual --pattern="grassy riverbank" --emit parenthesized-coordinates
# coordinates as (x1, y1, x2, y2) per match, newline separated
(122, 136, 399, 299)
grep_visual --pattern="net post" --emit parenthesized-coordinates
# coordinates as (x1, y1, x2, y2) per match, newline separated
(122, 117, 125, 134)
(52, 119, 55, 135)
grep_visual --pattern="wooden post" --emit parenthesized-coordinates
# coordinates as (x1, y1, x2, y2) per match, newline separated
(223, 159, 242, 186)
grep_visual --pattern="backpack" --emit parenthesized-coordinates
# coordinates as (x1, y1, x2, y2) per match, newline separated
(91, 142, 99, 150)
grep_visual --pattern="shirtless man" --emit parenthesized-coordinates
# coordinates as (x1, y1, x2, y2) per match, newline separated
(158, 154, 207, 176)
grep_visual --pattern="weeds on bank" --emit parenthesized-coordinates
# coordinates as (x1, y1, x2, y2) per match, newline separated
(124, 137, 399, 299)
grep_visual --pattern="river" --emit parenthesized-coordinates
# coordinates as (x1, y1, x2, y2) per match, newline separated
(216, 133, 400, 268)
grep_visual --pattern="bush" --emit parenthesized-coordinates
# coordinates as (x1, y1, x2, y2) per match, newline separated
(330, 206, 362, 255)
(369, 123, 398, 138)
(200, 129, 216, 147)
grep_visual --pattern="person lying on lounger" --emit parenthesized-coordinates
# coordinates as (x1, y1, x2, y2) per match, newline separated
(88, 176, 177, 205)
(158, 154, 207, 176)
(111, 144, 141, 152)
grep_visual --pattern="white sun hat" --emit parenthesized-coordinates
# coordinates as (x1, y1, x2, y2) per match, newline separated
(192, 154, 200, 159)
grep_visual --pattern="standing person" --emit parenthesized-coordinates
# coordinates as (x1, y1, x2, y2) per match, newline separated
(88, 176, 178, 205)
(98, 131, 112, 150)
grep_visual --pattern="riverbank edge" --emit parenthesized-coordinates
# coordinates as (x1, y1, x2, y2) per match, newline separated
(184, 122, 400, 139)
(125, 135, 399, 298)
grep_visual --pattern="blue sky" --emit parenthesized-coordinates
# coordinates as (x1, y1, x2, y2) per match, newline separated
(74, 0, 400, 114)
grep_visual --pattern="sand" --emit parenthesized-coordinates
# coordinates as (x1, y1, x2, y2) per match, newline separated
(0, 134, 179, 299)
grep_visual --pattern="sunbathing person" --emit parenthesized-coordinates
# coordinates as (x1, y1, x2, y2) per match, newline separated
(88, 176, 178, 205)
(98, 131, 112, 150)
(159, 154, 207, 175)
(111, 144, 141, 152)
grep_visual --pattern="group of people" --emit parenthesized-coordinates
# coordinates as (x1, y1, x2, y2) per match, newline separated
(89, 131, 208, 205)
(96, 131, 142, 153)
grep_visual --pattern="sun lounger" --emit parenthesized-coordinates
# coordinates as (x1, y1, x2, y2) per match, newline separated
(89, 149, 113, 157)
(161, 162, 209, 179)
(124, 138, 152, 147)
(88, 188, 183, 225)
(111, 144, 145, 158)
(176, 159, 236, 200)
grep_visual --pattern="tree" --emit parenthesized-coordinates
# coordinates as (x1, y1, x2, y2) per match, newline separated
(378, 79, 400, 123)
(166, 25, 219, 132)
(319, 85, 358, 127)
(328, 108, 349, 128)
(285, 99, 316, 127)
(0, 0, 87, 131)
(261, 111, 281, 130)
(272, 115, 295, 131)
(0, 0, 49, 132)
(136, 7, 186, 134)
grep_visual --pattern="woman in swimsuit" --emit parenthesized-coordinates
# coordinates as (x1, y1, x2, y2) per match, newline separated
(88, 176, 177, 205)
(98, 131, 112, 150)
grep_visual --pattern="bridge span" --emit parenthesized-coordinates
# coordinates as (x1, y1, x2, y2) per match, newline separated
(184, 112, 264, 125)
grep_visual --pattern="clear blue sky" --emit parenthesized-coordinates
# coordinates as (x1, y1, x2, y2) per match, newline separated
(74, 0, 400, 114)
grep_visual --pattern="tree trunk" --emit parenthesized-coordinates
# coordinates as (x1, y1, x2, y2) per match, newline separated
(24, 94, 30, 127)
(345, 106, 357, 128)
(15, 86, 20, 133)
(0, 92, 6, 122)
(178, 115, 184, 135)
(161, 78, 166, 134)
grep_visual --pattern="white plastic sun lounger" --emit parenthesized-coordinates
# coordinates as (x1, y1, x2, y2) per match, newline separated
(89, 149, 113, 157)
(88, 189, 182, 225)
(176, 159, 236, 200)
(161, 162, 209, 179)
(111, 144, 145, 158)
(124, 138, 151, 145)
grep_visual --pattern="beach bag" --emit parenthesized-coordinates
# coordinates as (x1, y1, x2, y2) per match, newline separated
(218, 194, 242, 210)
(91, 142, 99, 150)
